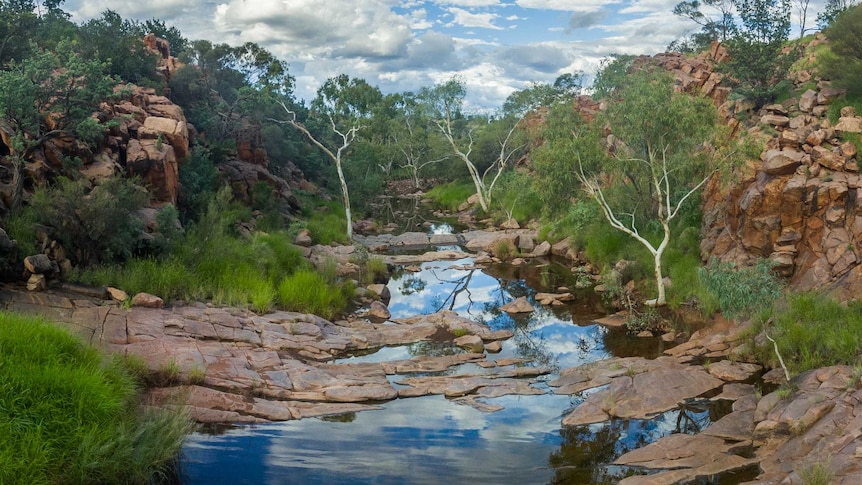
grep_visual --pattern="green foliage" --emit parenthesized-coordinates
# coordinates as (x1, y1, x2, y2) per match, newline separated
(720, 0, 793, 107)
(25, 176, 148, 265)
(698, 258, 784, 319)
(425, 180, 476, 211)
(799, 462, 834, 485)
(277, 269, 352, 319)
(299, 197, 349, 245)
(0, 311, 191, 484)
(754, 294, 862, 374)
(819, 5, 862, 97)
(77, 10, 160, 84)
(495, 171, 543, 224)
(591, 55, 635, 100)
(0, 40, 117, 156)
(818, 0, 859, 28)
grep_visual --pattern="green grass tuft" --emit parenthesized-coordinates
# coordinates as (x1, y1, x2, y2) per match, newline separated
(0, 312, 191, 484)
(277, 269, 353, 320)
(426, 180, 476, 211)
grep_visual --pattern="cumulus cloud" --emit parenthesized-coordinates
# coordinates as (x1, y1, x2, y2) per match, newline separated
(516, 0, 621, 12)
(212, 0, 413, 59)
(447, 7, 504, 29)
(65, 0, 197, 21)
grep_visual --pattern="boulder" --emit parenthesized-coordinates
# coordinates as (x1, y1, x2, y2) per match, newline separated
(762, 149, 804, 175)
(500, 296, 534, 314)
(27, 274, 47, 292)
(368, 301, 391, 320)
(532, 241, 551, 257)
(24, 254, 53, 274)
(835, 116, 862, 133)
(107, 287, 129, 302)
(500, 218, 520, 230)
(294, 229, 312, 247)
(366, 284, 391, 303)
(131, 292, 164, 308)
(798, 89, 817, 112)
(453, 334, 484, 353)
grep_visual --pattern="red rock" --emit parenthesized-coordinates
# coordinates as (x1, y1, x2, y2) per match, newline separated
(131, 292, 164, 308)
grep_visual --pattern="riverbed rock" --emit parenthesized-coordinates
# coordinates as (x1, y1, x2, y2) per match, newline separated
(706, 360, 762, 382)
(532, 240, 551, 257)
(454, 334, 484, 352)
(27, 274, 47, 291)
(500, 296, 534, 314)
(561, 366, 724, 425)
(367, 301, 391, 320)
(131, 292, 164, 308)
(106, 287, 129, 302)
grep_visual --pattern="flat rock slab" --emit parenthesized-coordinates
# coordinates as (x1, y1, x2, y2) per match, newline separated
(562, 367, 724, 425)
(550, 356, 685, 395)
(500, 296, 534, 314)
(396, 367, 548, 399)
(592, 311, 628, 328)
(615, 433, 758, 485)
(383, 250, 472, 265)
(707, 360, 762, 382)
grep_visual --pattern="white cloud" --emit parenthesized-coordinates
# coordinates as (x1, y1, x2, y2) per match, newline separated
(431, 0, 503, 6)
(409, 8, 434, 29)
(516, 0, 620, 12)
(447, 7, 504, 29)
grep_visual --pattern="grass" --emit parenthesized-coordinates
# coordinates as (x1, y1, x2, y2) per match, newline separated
(0, 312, 192, 484)
(827, 95, 862, 125)
(426, 180, 476, 211)
(753, 294, 862, 374)
(798, 462, 833, 485)
(75, 204, 354, 317)
(296, 195, 349, 245)
(277, 269, 353, 320)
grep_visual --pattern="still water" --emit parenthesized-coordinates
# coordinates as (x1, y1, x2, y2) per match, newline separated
(180, 248, 711, 484)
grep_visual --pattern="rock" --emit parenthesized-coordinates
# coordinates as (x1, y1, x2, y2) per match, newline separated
(562, 367, 724, 425)
(366, 284, 391, 303)
(798, 89, 817, 112)
(24, 254, 53, 274)
(26, 274, 47, 291)
(484, 341, 502, 353)
(835, 116, 862, 133)
(706, 360, 762, 382)
(500, 218, 520, 230)
(762, 149, 805, 175)
(107, 287, 129, 302)
(636, 330, 653, 338)
(131, 292, 164, 308)
(368, 301, 391, 320)
(294, 229, 312, 247)
(761, 114, 790, 127)
(532, 240, 551, 257)
(762, 367, 788, 385)
(499, 296, 533, 314)
(454, 334, 485, 353)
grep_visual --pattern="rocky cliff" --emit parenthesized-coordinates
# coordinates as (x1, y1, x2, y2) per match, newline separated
(0, 34, 306, 216)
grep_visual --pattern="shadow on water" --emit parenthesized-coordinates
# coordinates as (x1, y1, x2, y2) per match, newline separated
(180, 251, 723, 484)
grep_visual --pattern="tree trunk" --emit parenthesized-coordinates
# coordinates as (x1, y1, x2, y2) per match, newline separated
(335, 159, 353, 240)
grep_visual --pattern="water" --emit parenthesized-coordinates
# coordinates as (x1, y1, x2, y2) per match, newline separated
(179, 244, 703, 484)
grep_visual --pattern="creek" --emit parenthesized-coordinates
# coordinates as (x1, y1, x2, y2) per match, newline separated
(178, 222, 728, 484)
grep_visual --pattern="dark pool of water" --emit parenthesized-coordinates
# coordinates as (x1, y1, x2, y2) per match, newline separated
(179, 252, 703, 484)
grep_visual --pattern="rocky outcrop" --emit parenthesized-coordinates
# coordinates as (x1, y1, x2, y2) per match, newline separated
(701, 92, 862, 298)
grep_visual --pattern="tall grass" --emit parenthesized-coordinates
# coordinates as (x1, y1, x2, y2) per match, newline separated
(755, 294, 862, 374)
(426, 180, 476, 211)
(0, 312, 191, 484)
(277, 269, 352, 319)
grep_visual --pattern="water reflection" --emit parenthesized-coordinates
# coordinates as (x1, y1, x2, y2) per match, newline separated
(180, 254, 695, 484)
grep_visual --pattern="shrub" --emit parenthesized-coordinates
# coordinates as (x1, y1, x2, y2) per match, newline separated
(819, 5, 862, 97)
(698, 258, 784, 319)
(491, 239, 518, 261)
(26, 176, 148, 265)
(0, 312, 191, 484)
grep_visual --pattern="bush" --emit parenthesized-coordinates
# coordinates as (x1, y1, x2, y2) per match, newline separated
(698, 258, 784, 319)
(819, 5, 862, 97)
(25, 176, 148, 265)
(0, 312, 191, 484)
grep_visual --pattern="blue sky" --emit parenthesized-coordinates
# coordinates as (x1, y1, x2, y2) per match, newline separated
(63, 0, 830, 111)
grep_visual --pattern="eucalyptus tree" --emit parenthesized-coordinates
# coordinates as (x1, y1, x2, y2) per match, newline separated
(273, 74, 382, 239)
(423, 78, 523, 212)
(574, 71, 724, 306)
(386, 92, 449, 188)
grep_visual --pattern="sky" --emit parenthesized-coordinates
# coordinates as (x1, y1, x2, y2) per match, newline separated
(61, 0, 831, 111)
